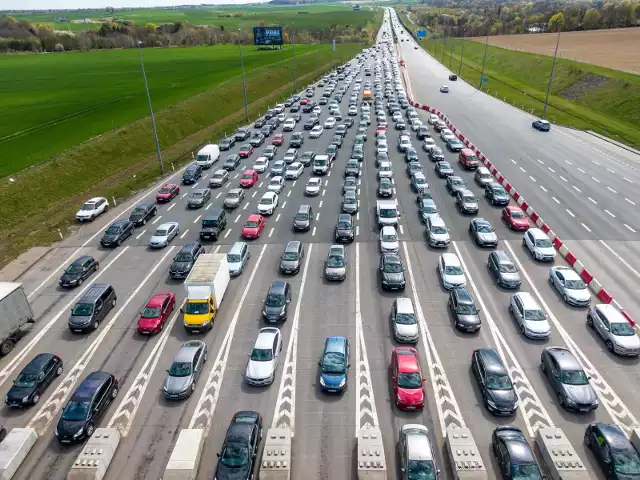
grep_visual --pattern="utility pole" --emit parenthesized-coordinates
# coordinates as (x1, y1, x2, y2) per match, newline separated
(543, 27, 562, 117)
(458, 29, 466, 75)
(479, 25, 490, 89)
(449, 23, 454, 69)
(291, 25, 297, 93)
(238, 29, 249, 122)
(137, 42, 163, 175)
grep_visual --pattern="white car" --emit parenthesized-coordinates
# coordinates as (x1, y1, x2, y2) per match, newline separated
(76, 197, 109, 222)
(324, 117, 337, 129)
(274, 103, 285, 113)
(377, 162, 393, 179)
(524, 228, 557, 261)
(312, 106, 322, 115)
(283, 119, 296, 131)
(245, 327, 282, 386)
(305, 178, 322, 196)
(440, 128, 454, 140)
(422, 138, 436, 152)
(149, 222, 180, 248)
(285, 162, 304, 180)
(549, 266, 591, 307)
(267, 176, 285, 193)
(257, 191, 279, 215)
(377, 141, 389, 154)
(348, 105, 358, 116)
(379, 225, 399, 253)
(309, 126, 324, 138)
(283, 148, 298, 164)
(428, 114, 439, 125)
(392, 111, 403, 122)
(438, 252, 467, 289)
(253, 157, 269, 173)
(509, 292, 551, 339)
(276, 113, 286, 122)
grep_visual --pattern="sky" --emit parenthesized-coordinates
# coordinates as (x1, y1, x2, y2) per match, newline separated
(5, 0, 266, 11)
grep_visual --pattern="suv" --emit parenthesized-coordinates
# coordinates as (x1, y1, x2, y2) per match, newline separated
(199, 208, 227, 240)
(487, 250, 521, 288)
(472, 348, 518, 415)
(279, 241, 304, 275)
(391, 297, 418, 344)
(398, 425, 440, 479)
(523, 228, 556, 262)
(448, 288, 481, 332)
(215, 411, 263, 479)
(263, 280, 292, 323)
(587, 304, 640, 356)
(69, 284, 117, 332)
(169, 242, 204, 279)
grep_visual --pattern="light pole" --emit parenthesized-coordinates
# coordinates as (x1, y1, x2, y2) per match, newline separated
(478, 26, 490, 90)
(543, 28, 562, 118)
(237, 29, 249, 122)
(137, 41, 163, 175)
(458, 29, 466, 75)
(448, 23, 455, 69)
(291, 25, 297, 93)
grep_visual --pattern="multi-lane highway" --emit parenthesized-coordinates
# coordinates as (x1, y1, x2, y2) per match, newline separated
(1, 10, 639, 479)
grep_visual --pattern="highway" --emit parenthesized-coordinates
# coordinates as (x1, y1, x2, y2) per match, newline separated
(0, 10, 638, 479)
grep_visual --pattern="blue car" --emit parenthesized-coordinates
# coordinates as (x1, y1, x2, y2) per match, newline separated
(318, 336, 350, 393)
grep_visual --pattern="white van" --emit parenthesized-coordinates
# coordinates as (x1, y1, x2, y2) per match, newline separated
(195, 144, 220, 169)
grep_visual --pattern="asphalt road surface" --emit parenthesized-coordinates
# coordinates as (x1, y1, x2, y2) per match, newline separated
(1, 12, 639, 479)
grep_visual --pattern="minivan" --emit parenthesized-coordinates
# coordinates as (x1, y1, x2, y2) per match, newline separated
(458, 148, 479, 170)
(227, 242, 250, 277)
(69, 284, 117, 332)
(472, 348, 518, 415)
(318, 336, 350, 393)
(293, 205, 313, 231)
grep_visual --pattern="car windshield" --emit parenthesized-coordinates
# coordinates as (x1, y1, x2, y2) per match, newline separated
(159, 187, 173, 194)
(511, 464, 541, 479)
(344, 196, 356, 204)
(185, 302, 209, 315)
(444, 265, 463, 275)
(613, 449, 640, 475)
(295, 213, 308, 221)
(431, 226, 447, 234)
(338, 221, 351, 229)
(379, 208, 396, 218)
(141, 306, 161, 318)
(423, 206, 437, 214)
(283, 252, 298, 261)
(131, 208, 146, 216)
(315, 159, 327, 166)
(500, 263, 518, 273)
(407, 460, 437, 479)
(509, 210, 525, 218)
(81, 202, 96, 210)
(72, 303, 93, 316)
(493, 188, 506, 195)
(457, 303, 477, 315)
(202, 219, 218, 227)
(220, 446, 250, 467)
(65, 263, 83, 274)
(245, 221, 258, 228)
(62, 400, 90, 421)
(560, 369, 589, 385)
(486, 374, 513, 390)
(259, 197, 273, 205)
(523, 308, 545, 321)
(327, 255, 345, 268)
(153, 229, 167, 237)
(396, 313, 416, 325)
(535, 238, 552, 248)
(462, 195, 476, 203)
(439, 163, 450, 169)
(241, 173, 253, 180)
(322, 352, 345, 374)
(105, 226, 120, 235)
(191, 192, 203, 199)
(251, 348, 273, 362)
(266, 293, 285, 307)
(397, 372, 422, 389)
(169, 361, 192, 377)
(175, 252, 194, 262)
(564, 279, 586, 289)
(383, 261, 402, 273)
(227, 254, 241, 263)
(611, 322, 636, 336)
(14, 372, 38, 388)
(476, 223, 494, 233)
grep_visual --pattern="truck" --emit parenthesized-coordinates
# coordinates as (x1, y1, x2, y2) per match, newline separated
(182, 254, 230, 333)
(195, 144, 220, 169)
(362, 90, 373, 102)
(376, 200, 399, 229)
(0, 283, 35, 356)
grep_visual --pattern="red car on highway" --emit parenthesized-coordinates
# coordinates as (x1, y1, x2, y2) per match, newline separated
(238, 144, 254, 158)
(300, 98, 310, 105)
(502, 206, 530, 231)
(137, 292, 176, 334)
(156, 184, 180, 203)
(376, 125, 387, 135)
(239, 169, 259, 188)
(272, 133, 285, 146)
(391, 347, 425, 411)
(242, 214, 265, 239)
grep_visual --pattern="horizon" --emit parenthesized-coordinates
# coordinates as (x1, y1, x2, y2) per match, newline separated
(2, 0, 272, 12)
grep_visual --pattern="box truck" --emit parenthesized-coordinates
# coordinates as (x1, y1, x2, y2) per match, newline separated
(195, 144, 220, 169)
(0, 283, 35, 356)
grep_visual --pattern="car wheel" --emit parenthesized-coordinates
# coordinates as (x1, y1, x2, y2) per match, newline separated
(111, 387, 118, 399)
(142, 219, 146, 225)
(111, 299, 116, 308)
(78, 278, 84, 286)
(557, 393, 564, 407)
(92, 320, 100, 330)
(586, 314, 594, 328)
(117, 238, 122, 246)
(606, 340, 614, 352)
(32, 393, 40, 405)
(56, 365, 63, 376)
(190, 383, 196, 393)
(0, 428, 6, 443)
(520, 324, 526, 336)
(584, 432, 592, 447)
(86, 424, 95, 437)
(540, 361, 546, 373)
(159, 322, 163, 332)
(563, 294, 569, 304)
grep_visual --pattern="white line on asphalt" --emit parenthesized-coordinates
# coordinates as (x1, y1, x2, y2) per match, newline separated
(271, 244, 313, 435)
(529, 176, 537, 183)
(268, 227, 274, 237)
(588, 197, 598, 204)
(577, 168, 586, 174)
(215, 193, 222, 199)
(592, 160, 600, 166)
(224, 229, 231, 238)
(325, 180, 329, 187)
(559, 176, 567, 182)
(604, 209, 616, 218)
(282, 201, 286, 208)
(511, 159, 517, 164)
(181, 192, 188, 198)
(322, 190, 326, 196)
(565, 160, 573, 165)
(292, 181, 296, 187)
(392, 187, 396, 195)
(540, 186, 548, 193)
(607, 186, 617, 194)
(319, 200, 323, 208)
(252, 191, 257, 198)
(152, 215, 162, 224)
(399, 225, 404, 235)
(548, 167, 555, 173)
(193, 215, 202, 224)
(520, 167, 526, 173)
(624, 224, 637, 233)
(243, 203, 249, 210)
(167, 203, 176, 211)
(189, 245, 268, 434)
(357, 178, 361, 185)
(552, 197, 560, 204)
(566, 209, 575, 217)
(275, 214, 281, 222)
(592, 177, 600, 183)
(192, 183, 199, 189)
(206, 203, 213, 210)
(355, 226, 360, 236)
(504, 241, 640, 434)
(135, 230, 146, 240)
(180, 229, 189, 239)
(624, 177, 633, 183)
(234, 173, 239, 179)
(287, 190, 291, 197)
(598, 240, 640, 279)
(356, 212, 360, 221)
(572, 186, 581, 193)
(581, 223, 592, 232)
(214, 245, 221, 253)
(391, 178, 395, 185)
(259, 181, 264, 188)
(536, 159, 543, 164)
(315, 213, 320, 221)
(0, 247, 131, 389)
(607, 168, 616, 173)
(312, 227, 316, 236)
(626, 198, 636, 206)
(27, 247, 176, 435)
(327, 171, 331, 177)
(234, 214, 241, 223)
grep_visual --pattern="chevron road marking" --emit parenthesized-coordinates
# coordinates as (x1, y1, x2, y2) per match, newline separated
(271, 244, 313, 437)
(188, 244, 268, 435)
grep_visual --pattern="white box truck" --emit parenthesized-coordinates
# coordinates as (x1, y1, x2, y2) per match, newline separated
(195, 144, 220, 169)
(182, 254, 229, 333)
(376, 200, 399, 229)
(0, 283, 35, 356)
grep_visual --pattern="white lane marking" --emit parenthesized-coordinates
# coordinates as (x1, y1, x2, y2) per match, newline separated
(0, 247, 130, 389)
(275, 214, 281, 222)
(607, 168, 616, 174)
(252, 191, 257, 198)
(392, 187, 397, 195)
(214, 245, 221, 253)
(152, 215, 162, 224)
(180, 229, 189, 239)
(581, 223, 592, 232)
(324, 180, 329, 187)
(268, 227, 274, 237)
(192, 183, 199, 189)
(224, 229, 231, 238)
(189, 245, 268, 433)
(520, 167, 526, 173)
(322, 190, 326, 197)
(312, 227, 316, 236)
(234, 214, 241, 223)
(624, 177, 633, 183)
(607, 186, 617, 194)
(354, 243, 381, 435)
(559, 176, 568, 182)
(626, 198, 636, 206)
(259, 181, 264, 188)
(272, 244, 313, 435)
(565, 160, 572, 165)
(233, 173, 239, 179)
(135, 230, 146, 240)
(592, 160, 601, 166)
(402, 242, 466, 434)
(355, 226, 360, 236)
(529, 176, 537, 183)
(592, 177, 600, 183)
(193, 215, 202, 224)
(319, 200, 323, 208)
(598, 240, 640, 279)
(577, 168, 586, 174)
(28, 247, 176, 435)
(572, 186, 581, 193)
(453, 242, 554, 437)
(588, 197, 598, 204)
(399, 224, 404, 235)
(624, 224, 637, 233)
(566, 209, 575, 217)
(315, 213, 320, 221)
(505, 241, 640, 435)
(511, 159, 517, 164)
(536, 159, 544, 164)
(292, 181, 296, 187)
(243, 203, 249, 210)
(552, 197, 560, 204)
(167, 203, 176, 211)
(108, 300, 184, 436)
(181, 192, 188, 198)
(548, 167, 555, 173)
(287, 190, 291, 197)
(604, 209, 616, 218)
(206, 203, 213, 210)
(215, 193, 222, 199)
(356, 212, 360, 221)
(327, 171, 331, 177)
(540, 186, 548, 193)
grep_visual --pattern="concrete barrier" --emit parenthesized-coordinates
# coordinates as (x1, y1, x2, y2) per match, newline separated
(0, 428, 37, 480)
(357, 426, 387, 480)
(445, 427, 487, 480)
(259, 427, 291, 480)
(535, 427, 590, 480)
(67, 428, 120, 480)
(163, 429, 204, 480)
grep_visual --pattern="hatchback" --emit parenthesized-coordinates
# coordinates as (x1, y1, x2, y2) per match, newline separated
(438, 253, 466, 289)
(280, 241, 304, 275)
(215, 411, 263, 479)
(523, 228, 556, 261)
(585, 423, 640, 478)
(509, 292, 551, 339)
(59, 255, 99, 288)
(392, 297, 419, 344)
(487, 250, 522, 288)
(472, 348, 518, 415)
(449, 288, 481, 332)
(492, 427, 542, 478)
(6, 353, 63, 407)
(263, 280, 292, 323)
(549, 266, 591, 306)
(319, 336, 350, 393)
(245, 328, 282, 386)
(392, 347, 425, 410)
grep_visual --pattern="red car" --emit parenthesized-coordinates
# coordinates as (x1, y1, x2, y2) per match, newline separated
(272, 134, 285, 146)
(300, 98, 310, 105)
(238, 144, 254, 158)
(137, 292, 176, 334)
(376, 125, 387, 135)
(156, 183, 180, 203)
(502, 206, 530, 231)
(239, 169, 259, 188)
(391, 347, 425, 411)
(241, 214, 265, 239)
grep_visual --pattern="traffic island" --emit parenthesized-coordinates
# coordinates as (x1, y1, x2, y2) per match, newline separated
(67, 428, 121, 480)
(259, 427, 291, 480)
(357, 426, 387, 480)
(0, 427, 37, 480)
(163, 429, 205, 480)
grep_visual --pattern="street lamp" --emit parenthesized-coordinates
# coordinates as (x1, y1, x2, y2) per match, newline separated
(237, 29, 249, 122)
(291, 24, 297, 93)
(479, 7, 501, 90)
(458, 29, 466, 75)
(137, 41, 163, 175)
(543, 28, 562, 118)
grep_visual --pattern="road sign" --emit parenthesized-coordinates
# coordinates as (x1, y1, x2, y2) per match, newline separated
(253, 26, 283, 46)
(416, 29, 426, 38)
(482, 77, 489, 83)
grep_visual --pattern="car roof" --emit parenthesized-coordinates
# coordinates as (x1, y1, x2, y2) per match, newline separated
(528, 228, 548, 238)
(285, 240, 301, 252)
(325, 336, 347, 353)
(476, 348, 507, 374)
(157, 222, 177, 230)
(79, 283, 111, 302)
(492, 250, 513, 264)
(459, 189, 475, 196)
(338, 214, 352, 223)
(86, 197, 104, 203)
(74, 371, 112, 400)
(268, 280, 287, 294)
(262, 191, 277, 199)
(381, 225, 397, 234)
(406, 431, 434, 461)
(110, 219, 130, 227)
(255, 328, 279, 348)
(270, 176, 283, 182)
(395, 347, 419, 373)
(429, 216, 446, 227)
(473, 218, 491, 226)
(229, 242, 247, 254)
(23, 353, 56, 372)
(501, 432, 536, 464)
(595, 304, 629, 324)
(395, 297, 414, 314)
(552, 266, 580, 279)
(192, 188, 208, 194)
(383, 252, 402, 263)
(441, 252, 461, 266)
(71, 255, 94, 265)
(545, 347, 581, 371)
(329, 244, 345, 256)
(597, 423, 631, 449)
(174, 341, 204, 362)
(453, 288, 474, 304)
(229, 188, 243, 194)
(247, 214, 262, 221)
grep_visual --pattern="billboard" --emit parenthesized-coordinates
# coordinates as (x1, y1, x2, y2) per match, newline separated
(253, 26, 284, 46)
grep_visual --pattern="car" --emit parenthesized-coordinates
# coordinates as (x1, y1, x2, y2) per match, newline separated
(344, 117, 354, 128)
(324, 117, 336, 129)
(238, 144, 254, 158)
(76, 197, 109, 222)
(341, 190, 358, 214)
(344, 159, 360, 178)
(523, 228, 556, 261)
(100, 219, 134, 248)
(270, 160, 286, 176)
(187, 188, 211, 208)
(378, 162, 393, 180)
(226, 242, 250, 277)
(182, 164, 202, 184)
(422, 138, 436, 152)
(254, 117, 266, 128)
(440, 85, 449, 93)
(289, 132, 304, 148)
(396, 120, 407, 130)
(209, 169, 229, 188)
(488, 250, 522, 289)
(485, 182, 509, 206)
(223, 188, 244, 209)
(549, 266, 591, 306)
(532, 119, 551, 131)
(492, 427, 542, 477)
(502, 205, 530, 231)
(318, 336, 350, 393)
(378, 177, 393, 197)
(137, 292, 176, 335)
(5, 353, 63, 407)
(59, 255, 99, 288)
(434, 120, 447, 132)
(219, 137, 235, 151)
(156, 184, 179, 203)
(241, 214, 265, 239)
(446, 176, 466, 196)
(411, 172, 429, 193)
(448, 288, 481, 332)
(456, 189, 480, 214)
(379, 252, 406, 291)
(391, 297, 419, 344)
(309, 125, 324, 138)
(149, 222, 180, 248)
(262, 280, 292, 323)
(285, 162, 304, 180)
(263, 145, 278, 160)
(280, 240, 304, 275)
(587, 303, 640, 356)
(272, 133, 285, 146)
(472, 348, 518, 415)
(474, 166, 493, 186)
(343, 176, 357, 194)
(398, 424, 440, 478)
(325, 144, 338, 161)
(222, 154, 241, 171)
(446, 137, 464, 151)
(324, 244, 347, 281)
(425, 216, 450, 248)
(380, 225, 399, 253)
(283, 118, 296, 131)
(239, 169, 259, 188)
(245, 328, 282, 386)
(293, 205, 313, 231)
(300, 98, 310, 106)
(351, 145, 365, 162)
(418, 198, 439, 223)
(469, 218, 498, 247)
(331, 134, 343, 148)
(438, 253, 467, 289)
(68, 283, 117, 333)
(304, 177, 322, 196)
(299, 151, 314, 167)
(392, 347, 425, 410)
(313, 105, 322, 115)
(128, 202, 157, 227)
(303, 117, 317, 129)
(410, 119, 423, 132)
(249, 132, 265, 147)
(55, 371, 118, 443)
(405, 147, 419, 163)
(449, 74, 458, 81)
(427, 114, 439, 125)
(170, 242, 205, 278)
(510, 292, 551, 339)
(349, 105, 358, 116)
(334, 214, 354, 243)
(267, 176, 285, 194)
(585, 423, 640, 478)
(164, 341, 207, 400)
(335, 124, 348, 137)
(235, 127, 250, 141)
(440, 128, 454, 141)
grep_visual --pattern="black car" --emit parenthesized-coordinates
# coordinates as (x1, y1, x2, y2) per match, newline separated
(485, 182, 510, 206)
(302, 102, 316, 113)
(435, 161, 454, 177)
(182, 164, 202, 185)
(379, 253, 406, 291)
(6, 353, 63, 407)
(290, 103, 300, 112)
(56, 371, 118, 443)
(59, 255, 99, 288)
(446, 176, 467, 196)
(254, 117, 266, 128)
(200, 208, 227, 240)
(585, 423, 640, 479)
(260, 124, 274, 138)
(249, 133, 265, 147)
(344, 160, 360, 178)
(169, 242, 205, 279)
(343, 117, 354, 128)
(129, 202, 157, 226)
(334, 214, 354, 243)
(235, 127, 251, 141)
(299, 151, 314, 167)
(378, 177, 393, 197)
(223, 154, 241, 171)
(215, 411, 263, 480)
(404, 147, 419, 163)
(429, 147, 445, 162)
(532, 119, 550, 132)
(448, 288, 481, 332)
(449, 74, 458, 81)
(492, 427, 542, 480)
(472, 348, 518, 415)
(100, 219, 134, 248)
(219, 137, 235, 151)
(335, 125, 348, 137)
(262, 280, 292, 323)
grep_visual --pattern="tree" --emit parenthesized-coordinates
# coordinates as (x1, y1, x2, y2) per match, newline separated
(582, 8, 601, 29)
(145, 23, 157, 33)
(54, 42, 64, 51)
(549, 12, 565, 32)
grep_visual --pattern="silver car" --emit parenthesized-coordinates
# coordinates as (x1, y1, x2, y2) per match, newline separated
(164, 340, 207, 399)
(149, 222, 180, 248)
(209, 170, 229, 188)
(509, 292, 551, 339)
(187, 188, 211, 208)
(549, 266, 591, 306)
(392, 297, 419, 343)
(470, 218, 498, 247)
(305, 178, 322, 196)
(587, 304, 640, 356)
(245, 327, 282, 386)
(223, 188, 244, 209)
(324, 245, 347, 282)
(438, 253, 467, 289)
(380, 225, 399, 253)
(271, 160, 286, 176)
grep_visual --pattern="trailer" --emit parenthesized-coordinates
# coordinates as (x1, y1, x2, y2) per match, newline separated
(0, 283, 35, 356)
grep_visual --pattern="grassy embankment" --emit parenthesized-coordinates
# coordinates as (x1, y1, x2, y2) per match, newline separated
(0, 42, 365, 267)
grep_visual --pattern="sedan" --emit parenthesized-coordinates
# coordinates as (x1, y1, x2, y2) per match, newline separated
(417, 126, 430, 140)
(245, 328, 282, 386)
(272, 133, 285, 146)
(223, 188, 244, 209)
(334, 214, 354, 243)
(137, 292, 176, 335)
(285, 162, 304, 180)
(391, 347, 425, 411)
(325, 245, 347, 282)
(187, 188, 211, 209)
(549, 266, 591, 306)
(541, 347, 598, 412)
(343, 176, 357, 194)
(5, 353, 63, 407)
(263, 145, 278, 160)
(446, 176, 466, 195)
(149, 222, 180, 248)
(219, 137, 235, 150)
(270, 160, 286, 176)
(502, 206, 530, 231)
(422, 138, 436, 152)
(100, 219, 134, 248)
(156, 183, 180, 203)
(305, 178, 322, 196)
(252, 157, 269, 173)
(284, 148, 298, 164)
(446, 138, 464, 152)
(238, 144, 254, 158)
(344, 160, 360, 178)
(241, 214, 265, 239)
(164, 340, 206, 399)
(438, 253, 467, 289)
(379, 253, 406, 291)
(440, 85, 449, 93)
(59, 255, 99, 288)
(309, 126, 324, 138)
(324, 117, 336, 129)
(257, 192, 279, 216)
(209, 169, 229, 188)
(492, 427, 542, 478)
(469, 218, 498, 247)
(429, 147, 445, 162)
(129, 202, 157, 226)
(222, 154, 240, 171)
(299, 151, 314, 167)
(267, 176, 285, 194)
